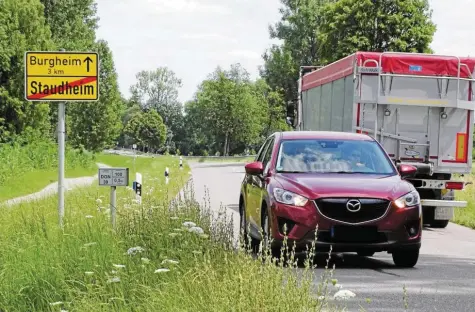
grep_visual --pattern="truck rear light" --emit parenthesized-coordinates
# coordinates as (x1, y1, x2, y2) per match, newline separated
(445, 182, 464, 190)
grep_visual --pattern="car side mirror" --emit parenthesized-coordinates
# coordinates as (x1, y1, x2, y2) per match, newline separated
(398, 164, 417, 178)
(245, 161, 264, 175)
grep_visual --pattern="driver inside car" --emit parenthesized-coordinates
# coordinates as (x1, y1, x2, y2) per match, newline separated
(342, 145, 374, 172)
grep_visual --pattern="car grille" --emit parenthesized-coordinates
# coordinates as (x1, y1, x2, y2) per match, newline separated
(314, 198, 390, 224)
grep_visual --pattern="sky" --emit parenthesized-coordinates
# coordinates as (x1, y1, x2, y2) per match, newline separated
(95, 0, 475, 103)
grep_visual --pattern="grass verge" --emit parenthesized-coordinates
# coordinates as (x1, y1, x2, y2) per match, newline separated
(454, 167, 475, 229)
(0, 155, 350, 312)
(0, 141, 97, 201)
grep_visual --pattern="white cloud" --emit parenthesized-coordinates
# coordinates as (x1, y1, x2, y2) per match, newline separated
(428, 0, 475, 57)
(181, 33, 237, 43)
(144, 0, 230, 15)
(229, 50, 261, 59)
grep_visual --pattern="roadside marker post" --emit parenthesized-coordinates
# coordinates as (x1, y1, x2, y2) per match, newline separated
(132, 144, 137, 172)
(165, 167, 169, 185)
(98, 167, 129, 229)
(134, 172, 142, 204)
(24, 49, 99, 228)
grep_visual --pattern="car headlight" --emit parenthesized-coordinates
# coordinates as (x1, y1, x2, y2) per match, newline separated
(272, 188, 308, 207)
(394, 190, 420, 208)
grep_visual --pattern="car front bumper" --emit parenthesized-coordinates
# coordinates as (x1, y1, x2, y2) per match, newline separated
(270, 200, 422, 253)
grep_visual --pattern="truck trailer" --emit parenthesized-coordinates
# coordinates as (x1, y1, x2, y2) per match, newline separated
(287, 51, 474, 228)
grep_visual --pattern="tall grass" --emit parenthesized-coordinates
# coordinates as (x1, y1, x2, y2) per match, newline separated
(0, 140, 97, 201)
(0, 156, 348, 312)
(0, 140, 95, 184)
(454, 166, 475, 228)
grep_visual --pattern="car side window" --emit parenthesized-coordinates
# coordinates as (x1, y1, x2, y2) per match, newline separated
(255, 141, 267, 162)
(262, 137, 275, 172)
(257, 137, 272, 163)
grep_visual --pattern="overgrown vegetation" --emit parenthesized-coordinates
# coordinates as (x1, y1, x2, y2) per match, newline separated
(454, 166, 475, 229)
(0, 140, 96, 201)
(0, 156, 351, 312)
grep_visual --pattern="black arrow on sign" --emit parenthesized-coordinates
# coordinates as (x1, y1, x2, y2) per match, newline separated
(84, 56, 93, 72)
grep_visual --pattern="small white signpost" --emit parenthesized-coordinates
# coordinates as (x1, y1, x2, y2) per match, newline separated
(135, 172, 142, 204)
(98, 167, 129, 228)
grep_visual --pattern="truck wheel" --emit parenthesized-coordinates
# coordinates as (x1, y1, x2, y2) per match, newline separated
(429, 220, 449, 228)
(392, 249, 419, 268)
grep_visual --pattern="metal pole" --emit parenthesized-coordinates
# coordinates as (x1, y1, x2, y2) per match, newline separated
(110, 186, 117, 229)
(58, 101, 65, 227)
(58, 48, 66, 228)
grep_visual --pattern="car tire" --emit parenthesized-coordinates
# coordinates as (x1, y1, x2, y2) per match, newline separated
(261, 206, 280, 260)
(239, 199, 258, 252)
(392, 249, 419, 268)
(357, 250, 375, 257)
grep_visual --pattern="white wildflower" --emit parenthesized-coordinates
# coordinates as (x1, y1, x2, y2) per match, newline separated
(170, 216, 179, 220)
(61, 310, 68, 312)
(334, 283, 342, 290)
(141, 257, 151, 264)
(113, 264, 126, 269)
(107, 277, 120, 283)
(111, 270, 117, 274)
(96, 199, 102, 204)
(317, 296, 325, 301)
(182, 221, 196, 228)
(333, 289, 356, 300)
(85, 271, 94, 276)
(188, 226, 204, 235)
(126, 246, 145, 255)
(49, 302, 63, 306)
(154, 268, 170, 273)
(161, 259, 179, 265)
(85, 215, 93, 219)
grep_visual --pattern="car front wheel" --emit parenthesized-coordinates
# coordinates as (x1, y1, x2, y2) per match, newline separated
(392, 249, 419, 268)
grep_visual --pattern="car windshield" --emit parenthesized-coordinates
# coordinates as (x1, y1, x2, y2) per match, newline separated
(275, 138, 396, 175)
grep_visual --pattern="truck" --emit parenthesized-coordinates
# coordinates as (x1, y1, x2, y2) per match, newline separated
(286, 51, 474, 229)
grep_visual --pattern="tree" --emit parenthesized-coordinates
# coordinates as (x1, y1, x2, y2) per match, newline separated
(40, 0, 98, 51)
(192, 65, 265, 156)
(0, 0, 54, 143)
(260, 0, 331, 103)
(67, 40, 125, 152)
(124, 110, 167, 151)
(252, 79, 291, 139)
(130, 67, 184, 148)
(318, 0, 437, 63)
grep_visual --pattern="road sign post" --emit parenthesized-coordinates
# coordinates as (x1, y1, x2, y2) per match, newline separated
(98, 167, 129, 229)
(25, 49, 100, 228)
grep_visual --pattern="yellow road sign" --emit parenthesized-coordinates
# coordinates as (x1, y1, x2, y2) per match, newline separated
(24, 51, 99, 101)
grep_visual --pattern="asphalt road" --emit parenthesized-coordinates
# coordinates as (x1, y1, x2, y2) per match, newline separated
(188, 161, 475, 312)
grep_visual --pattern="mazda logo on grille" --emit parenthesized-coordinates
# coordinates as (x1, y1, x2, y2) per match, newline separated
(346, 199, 361, 212)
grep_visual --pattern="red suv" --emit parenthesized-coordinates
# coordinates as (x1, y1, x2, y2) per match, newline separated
(239, 131, 422, 267)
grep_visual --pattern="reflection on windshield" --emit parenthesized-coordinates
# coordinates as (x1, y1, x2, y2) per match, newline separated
(275, 139, 396, 174)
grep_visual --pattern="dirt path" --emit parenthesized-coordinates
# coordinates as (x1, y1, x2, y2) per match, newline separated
(2, 163, 111, 207)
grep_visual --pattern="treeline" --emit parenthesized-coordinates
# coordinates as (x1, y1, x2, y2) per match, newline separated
(0, 0, 437, 157)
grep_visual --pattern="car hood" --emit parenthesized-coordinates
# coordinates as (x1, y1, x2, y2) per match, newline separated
(274, 173, 413, 200)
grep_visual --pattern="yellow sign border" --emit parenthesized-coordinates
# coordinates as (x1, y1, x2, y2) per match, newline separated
(24, 51, 100, 102)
